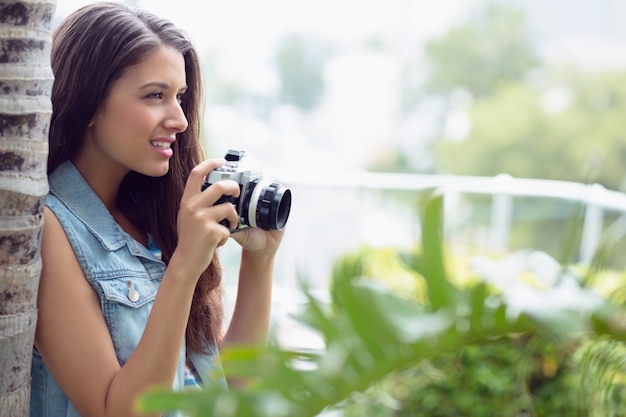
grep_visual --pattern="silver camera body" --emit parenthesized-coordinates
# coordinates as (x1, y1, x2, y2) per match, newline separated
(202, 149, 292, 232)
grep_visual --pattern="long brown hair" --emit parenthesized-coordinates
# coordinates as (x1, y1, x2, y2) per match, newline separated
(49, 1, 222, 353)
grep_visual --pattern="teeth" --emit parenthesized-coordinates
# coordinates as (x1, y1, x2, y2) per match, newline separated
(151, 141, 171, 149)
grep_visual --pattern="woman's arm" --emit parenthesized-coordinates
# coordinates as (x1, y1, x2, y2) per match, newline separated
(221, 228, 285, 349)
(220, 250, 275, 348)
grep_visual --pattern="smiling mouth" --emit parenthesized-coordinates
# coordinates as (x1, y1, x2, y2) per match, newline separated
(151, 141, 172, 149)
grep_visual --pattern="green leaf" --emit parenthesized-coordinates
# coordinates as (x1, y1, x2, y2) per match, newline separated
(418, 194, 459, 311)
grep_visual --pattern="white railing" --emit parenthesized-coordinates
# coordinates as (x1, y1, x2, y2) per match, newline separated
(222, 171, 626, 293)
(281, 171, 626, 264)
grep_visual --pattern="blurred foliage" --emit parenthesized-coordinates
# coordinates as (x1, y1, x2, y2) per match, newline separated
(274, 34, 334, 111)
(200, 54, 249, 105)
(339, 225, 626, 416)
(423, 2, 539, 98)
(340, 335, 584, 417)
(579, 337, 626, 416)
(137, 195, 626, 417)
(393, 0, 626, 195)
(436, 70, 626, 191)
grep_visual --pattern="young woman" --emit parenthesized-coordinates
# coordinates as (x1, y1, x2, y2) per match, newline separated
(30, 2, 284, 416)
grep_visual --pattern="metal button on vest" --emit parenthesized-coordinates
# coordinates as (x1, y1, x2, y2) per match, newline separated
(127, 280, 139, 302)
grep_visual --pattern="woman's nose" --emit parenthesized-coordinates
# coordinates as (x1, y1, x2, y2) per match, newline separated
(165, 101, 188, 133)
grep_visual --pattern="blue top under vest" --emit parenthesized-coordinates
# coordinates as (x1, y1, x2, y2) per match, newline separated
(30, 161, 227, 417)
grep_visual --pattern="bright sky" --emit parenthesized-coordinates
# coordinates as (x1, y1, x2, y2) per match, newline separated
(54, 0, 476, 59)
(55, 0, 626, 75)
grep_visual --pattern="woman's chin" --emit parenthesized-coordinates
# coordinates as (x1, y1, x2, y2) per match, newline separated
(142, 163, 170, 178)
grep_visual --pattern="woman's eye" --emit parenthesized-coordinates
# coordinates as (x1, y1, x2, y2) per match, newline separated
(146, 92, 164, 99)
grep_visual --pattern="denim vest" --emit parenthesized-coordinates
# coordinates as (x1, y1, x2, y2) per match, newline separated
(31, 161, 227, 417)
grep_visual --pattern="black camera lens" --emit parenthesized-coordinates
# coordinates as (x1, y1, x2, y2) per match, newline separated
(243, 180, 291, 231)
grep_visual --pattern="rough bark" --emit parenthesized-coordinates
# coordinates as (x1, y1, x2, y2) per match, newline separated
(0, 0, 55, 415)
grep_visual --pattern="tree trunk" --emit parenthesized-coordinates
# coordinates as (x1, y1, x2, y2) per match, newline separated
(0, 1, 55, 415)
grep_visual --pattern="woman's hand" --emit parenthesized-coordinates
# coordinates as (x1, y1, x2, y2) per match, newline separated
(231, 226, 286, 256)
(170, 158, 241, 280)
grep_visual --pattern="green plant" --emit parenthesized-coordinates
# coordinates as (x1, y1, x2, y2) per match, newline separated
(136, 195, 626, 417)
(338, 333, 587, 417)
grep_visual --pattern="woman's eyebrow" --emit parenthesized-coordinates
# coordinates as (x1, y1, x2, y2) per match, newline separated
(139, 81, 188, 92)
(140, 81, 169, 90)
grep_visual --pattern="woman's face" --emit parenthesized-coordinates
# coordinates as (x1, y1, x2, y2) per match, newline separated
(78, 46, 189, 179)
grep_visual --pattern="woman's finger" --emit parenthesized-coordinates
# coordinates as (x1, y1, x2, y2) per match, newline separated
(182, 158, 226, 201)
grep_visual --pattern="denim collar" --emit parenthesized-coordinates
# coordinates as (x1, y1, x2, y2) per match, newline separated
(49, 161, 129, 252)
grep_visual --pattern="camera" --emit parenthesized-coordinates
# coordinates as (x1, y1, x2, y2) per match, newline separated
(201, 149, 292, 232)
